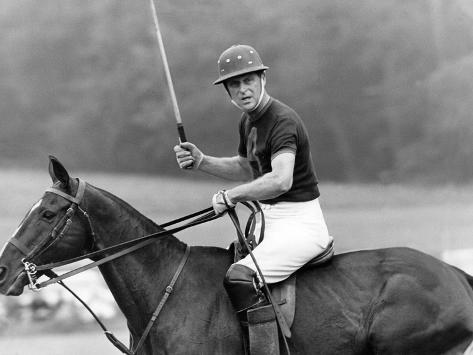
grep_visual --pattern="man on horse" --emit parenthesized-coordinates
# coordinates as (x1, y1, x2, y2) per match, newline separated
(174, 44, 333, 353)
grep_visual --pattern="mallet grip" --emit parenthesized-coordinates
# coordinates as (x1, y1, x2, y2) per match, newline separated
(177, 123, 187, 143)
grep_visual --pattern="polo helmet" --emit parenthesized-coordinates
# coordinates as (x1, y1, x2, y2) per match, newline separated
(213, 44, 269, 85)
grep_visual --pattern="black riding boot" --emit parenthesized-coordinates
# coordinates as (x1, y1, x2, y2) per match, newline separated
(224, 264, 280, 355)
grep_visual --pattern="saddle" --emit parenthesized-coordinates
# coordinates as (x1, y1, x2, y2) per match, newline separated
(227, 204, 334, 354)
(271, 240, 334, 330)
(229, 239, 335, 331)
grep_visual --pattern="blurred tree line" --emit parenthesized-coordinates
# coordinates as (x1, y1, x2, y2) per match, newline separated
(0, 0, 472, 182)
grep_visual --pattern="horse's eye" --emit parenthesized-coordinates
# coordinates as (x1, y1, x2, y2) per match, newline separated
(42, 210, 56, 220)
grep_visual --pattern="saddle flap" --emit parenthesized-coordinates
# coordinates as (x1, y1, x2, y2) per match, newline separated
(270, 274, 296, 329)
(269, 241, 334, 330)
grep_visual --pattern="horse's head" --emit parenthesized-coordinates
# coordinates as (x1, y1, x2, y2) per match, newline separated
(0, 156, 93, 296)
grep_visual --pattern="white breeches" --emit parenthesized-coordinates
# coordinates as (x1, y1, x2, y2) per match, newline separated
(236, 198, 332, 284)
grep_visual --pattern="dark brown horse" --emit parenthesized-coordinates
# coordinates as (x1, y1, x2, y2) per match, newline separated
(1, 156, 473, 354)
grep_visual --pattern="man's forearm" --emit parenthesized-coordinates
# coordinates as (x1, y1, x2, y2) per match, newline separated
(227, 171, 291, 202)
(198, 155, 253, 181)
(226, 152, 295, 203)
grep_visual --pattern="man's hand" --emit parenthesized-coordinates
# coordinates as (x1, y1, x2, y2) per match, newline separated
(173, 142, 204, 170)
(212, 190, 236, 215)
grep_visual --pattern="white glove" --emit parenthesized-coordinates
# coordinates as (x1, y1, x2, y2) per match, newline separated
(212, 190, 236, 215)
(173, 142, 204, 170)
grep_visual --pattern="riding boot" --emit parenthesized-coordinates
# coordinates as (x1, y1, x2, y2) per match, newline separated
(224, 264, 266, 311)
(224, 264, 279, 355)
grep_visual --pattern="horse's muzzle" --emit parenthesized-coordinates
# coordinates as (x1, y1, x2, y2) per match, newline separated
(0, 267, 27, 296)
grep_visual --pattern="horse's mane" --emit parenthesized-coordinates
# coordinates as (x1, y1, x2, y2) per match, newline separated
(90, 183, 162, 231)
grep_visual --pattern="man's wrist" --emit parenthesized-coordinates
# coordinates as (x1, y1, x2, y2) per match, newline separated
(225, 190, 237, 206)
(195, 154, 205, 170)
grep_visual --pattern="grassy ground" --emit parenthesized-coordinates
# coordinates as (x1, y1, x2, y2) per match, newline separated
(0, 166, 472, 354)
(1, 328, 130, 355)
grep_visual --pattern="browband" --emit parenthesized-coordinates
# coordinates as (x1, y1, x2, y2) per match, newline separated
(45, 179, 86, 205)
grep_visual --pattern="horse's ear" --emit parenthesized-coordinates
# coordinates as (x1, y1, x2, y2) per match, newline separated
(48, 155, 70, 188)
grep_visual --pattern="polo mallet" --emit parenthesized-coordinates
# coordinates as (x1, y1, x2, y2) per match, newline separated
(149, 0, 187, 143)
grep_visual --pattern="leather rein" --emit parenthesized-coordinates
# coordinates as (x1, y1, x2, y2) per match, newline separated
(9, 179, 219, 355)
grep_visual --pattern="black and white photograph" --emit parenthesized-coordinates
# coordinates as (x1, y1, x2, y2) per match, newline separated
(0, 1, 473, 354)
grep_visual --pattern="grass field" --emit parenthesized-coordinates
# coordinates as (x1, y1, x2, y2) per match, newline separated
(0, 166, 472, 354)
(1, 328, 130, 355)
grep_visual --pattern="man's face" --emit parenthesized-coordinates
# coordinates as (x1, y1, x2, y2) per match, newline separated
(225, 72, 263, 112)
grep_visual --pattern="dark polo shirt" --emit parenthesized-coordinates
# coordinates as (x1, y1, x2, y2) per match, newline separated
(238, 97, 320, 204)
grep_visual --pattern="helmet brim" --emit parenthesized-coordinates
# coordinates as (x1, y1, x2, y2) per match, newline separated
(213, 66, 269, 85)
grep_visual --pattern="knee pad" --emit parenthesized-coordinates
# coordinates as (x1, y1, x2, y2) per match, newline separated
(224, 264, 263, 312)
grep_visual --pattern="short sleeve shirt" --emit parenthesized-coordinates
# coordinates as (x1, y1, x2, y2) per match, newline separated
(238, 98, 320, 204)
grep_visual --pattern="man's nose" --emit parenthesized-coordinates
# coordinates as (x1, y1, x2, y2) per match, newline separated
(239, 83, 249, 93)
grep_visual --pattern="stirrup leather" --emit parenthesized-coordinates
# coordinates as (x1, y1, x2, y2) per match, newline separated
(247, 304, 280, 355)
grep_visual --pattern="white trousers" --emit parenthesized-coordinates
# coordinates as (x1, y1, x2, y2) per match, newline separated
(236, 198, 332, 284)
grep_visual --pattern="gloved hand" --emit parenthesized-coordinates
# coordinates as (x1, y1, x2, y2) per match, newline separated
(212, 190, 236, 215)
(173, 142, 204, 170)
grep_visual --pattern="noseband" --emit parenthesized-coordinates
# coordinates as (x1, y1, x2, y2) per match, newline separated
(8, 179, 94, 290)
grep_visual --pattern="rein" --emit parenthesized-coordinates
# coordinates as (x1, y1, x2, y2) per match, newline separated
(13, 179, 269, 354)
(34, 206, 217, 288)
(13, 179, 217, 289)
(12, 179, 218, 355)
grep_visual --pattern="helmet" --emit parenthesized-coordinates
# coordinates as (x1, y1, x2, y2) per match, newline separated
(213, 44, 269, 85)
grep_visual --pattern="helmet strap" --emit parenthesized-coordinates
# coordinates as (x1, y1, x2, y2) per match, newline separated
(252, 75, 266, 110)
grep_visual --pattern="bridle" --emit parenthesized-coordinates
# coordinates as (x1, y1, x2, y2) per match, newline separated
(7, 178, 212, 355)
(8, 179, 94, 290)
(6, 179, 281, 354)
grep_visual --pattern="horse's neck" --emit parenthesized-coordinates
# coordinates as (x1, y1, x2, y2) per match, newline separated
(87, 186, 161, 246)
(85, 185, 187, 326)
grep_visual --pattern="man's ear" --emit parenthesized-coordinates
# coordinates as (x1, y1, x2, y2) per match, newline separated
(48, 155, 70, 188)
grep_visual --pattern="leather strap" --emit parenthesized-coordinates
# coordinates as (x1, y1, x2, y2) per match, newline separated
(34, 208, 217, 287)
(51, 246, 191, 355)
(9, 237, 31, 256)
(45, 179, 86, 204)
(132, 245, 191, 354)
(38, 238, 159, 288)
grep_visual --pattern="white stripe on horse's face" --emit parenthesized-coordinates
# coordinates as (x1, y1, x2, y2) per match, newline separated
(10, 199, 43, 240)
(0, 241, 7, 257)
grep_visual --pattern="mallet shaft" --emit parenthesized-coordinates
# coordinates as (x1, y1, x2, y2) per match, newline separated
(149, 0, 187, 142)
